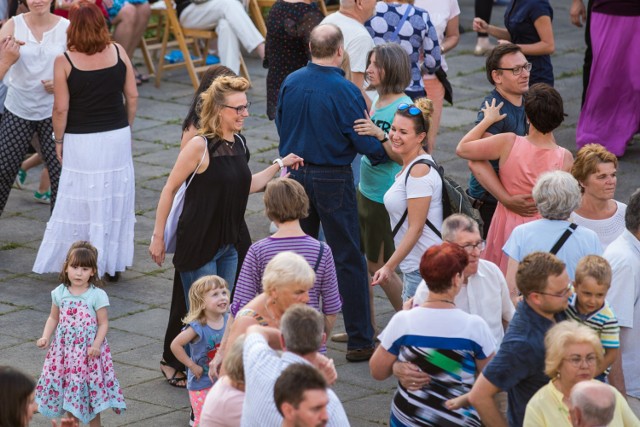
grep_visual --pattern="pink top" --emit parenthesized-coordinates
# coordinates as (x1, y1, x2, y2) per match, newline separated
(483, 136, 569, 273)
(199, 376, 245, 427)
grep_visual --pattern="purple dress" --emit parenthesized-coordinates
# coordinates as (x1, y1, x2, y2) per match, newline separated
(36, 285, 126, 424)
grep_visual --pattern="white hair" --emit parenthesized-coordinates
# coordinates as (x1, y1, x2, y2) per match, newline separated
(533, 170, 581, 220)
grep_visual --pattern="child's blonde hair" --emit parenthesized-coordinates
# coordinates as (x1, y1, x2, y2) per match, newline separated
(59, 241, 100, 287)
(574, 255, 612, 289)
(183, 275, 229, 325)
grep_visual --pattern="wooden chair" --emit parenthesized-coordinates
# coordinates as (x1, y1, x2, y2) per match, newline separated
(138, 5, 169, 78)
(155, 0, 250, 89)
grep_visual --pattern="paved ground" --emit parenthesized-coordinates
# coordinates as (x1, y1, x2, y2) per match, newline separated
(1, 0, 639, 425)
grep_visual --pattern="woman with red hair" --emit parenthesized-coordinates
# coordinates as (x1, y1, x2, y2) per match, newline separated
(370, 242, 496, 426)
(34, 0, 138, 281)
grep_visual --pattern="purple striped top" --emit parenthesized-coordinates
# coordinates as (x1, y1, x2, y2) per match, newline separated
(231, 235, 342, 316)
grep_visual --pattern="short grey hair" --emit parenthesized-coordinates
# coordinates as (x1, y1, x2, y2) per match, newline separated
(570, 381, 616, 426)
(442, 214, 480, 242)
(280, 304, 324, 355)
(532, 171, 581, 220)
(625, 189, 640, 234)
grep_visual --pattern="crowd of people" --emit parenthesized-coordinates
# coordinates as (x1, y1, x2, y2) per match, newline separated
(1, 0, 640, 425)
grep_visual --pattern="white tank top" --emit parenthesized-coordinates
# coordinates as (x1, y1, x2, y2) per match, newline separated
(3, 14, 69, 120)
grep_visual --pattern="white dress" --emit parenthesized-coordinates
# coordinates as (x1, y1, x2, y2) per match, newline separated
(33, 47, 135, 276)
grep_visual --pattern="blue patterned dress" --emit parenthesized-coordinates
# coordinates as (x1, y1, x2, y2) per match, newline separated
(36, 285, 126, 424)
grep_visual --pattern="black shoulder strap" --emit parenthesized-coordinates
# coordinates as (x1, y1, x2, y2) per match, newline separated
(313, 242, 325, 272)
(63, 52, 75, 68)
(392, 159, 442, 239)
(550, 223, 578, 255)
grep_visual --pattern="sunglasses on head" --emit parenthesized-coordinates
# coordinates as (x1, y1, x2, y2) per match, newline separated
(397, 103, 422, 116)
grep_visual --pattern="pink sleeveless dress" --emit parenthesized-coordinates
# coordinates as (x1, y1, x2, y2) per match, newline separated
(482, 136, 568, 274)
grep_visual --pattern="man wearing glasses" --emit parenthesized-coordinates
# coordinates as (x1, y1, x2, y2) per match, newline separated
(468, 252, 570, 427)
(465, 43, 535, 238)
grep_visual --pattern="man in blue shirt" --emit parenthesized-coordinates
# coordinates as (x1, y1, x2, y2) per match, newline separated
(466, 43, 535, 238)
(276, 24, 392, 362)
(469, 252, 570, 427)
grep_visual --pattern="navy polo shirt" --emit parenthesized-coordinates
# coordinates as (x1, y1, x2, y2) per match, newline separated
(482, 300, 565, 427)
(467, 89, 528, 201)
(276, 62, 387, 166)
(504, 0, 554, 86)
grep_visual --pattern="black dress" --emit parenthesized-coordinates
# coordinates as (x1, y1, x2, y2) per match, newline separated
(264, 0, 324, 120)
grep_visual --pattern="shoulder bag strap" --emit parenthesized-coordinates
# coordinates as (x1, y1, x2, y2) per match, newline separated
(391, 4, 412, 40)
(549, 223, 578, 255)
(313, 241, 325, 272)
(184, 136, 211, 190)
(391, 158, 433, 238)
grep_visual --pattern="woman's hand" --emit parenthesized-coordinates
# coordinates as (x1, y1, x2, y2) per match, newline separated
(36, 337, 49, 348)
(281, 153, 304, 170)
(354, 110, 384, 140)
(55, 143, 63, 164)
(472, 18, 489, 34)
(0, 36, 23, 67)
(372, 264, 393, 286)
(393, 361, 431, 391)
(481, 99, 507, 125)
(149, 235, 166, 266)
(41, 79, 54, 94)
(445, 394, 469, 410)
(402, 297, 414, 311)
(208, 351, 223, 381)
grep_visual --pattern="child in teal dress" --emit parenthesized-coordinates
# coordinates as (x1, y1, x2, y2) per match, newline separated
(35, 241, 126, 426)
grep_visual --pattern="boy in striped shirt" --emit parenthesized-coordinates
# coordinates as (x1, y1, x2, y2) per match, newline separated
(565, 255, 619, 380)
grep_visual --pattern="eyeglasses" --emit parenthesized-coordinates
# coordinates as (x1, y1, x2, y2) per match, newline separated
(459, 240, 486, 253)
(222, 102, 251, 115)
(535, 282, 573, 298)
(563, 354, 598, 368)
(495, 62, 532, 76)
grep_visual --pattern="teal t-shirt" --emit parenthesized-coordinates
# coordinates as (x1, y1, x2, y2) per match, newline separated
(359, 95, 411, 203)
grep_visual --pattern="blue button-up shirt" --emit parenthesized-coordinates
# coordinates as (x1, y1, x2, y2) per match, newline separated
(276, 61, 387, 166)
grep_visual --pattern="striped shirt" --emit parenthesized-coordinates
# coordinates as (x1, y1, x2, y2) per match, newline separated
(230, 235, 342, 316)
(240, 333, 350, 427)
(565, 294, 620, 349)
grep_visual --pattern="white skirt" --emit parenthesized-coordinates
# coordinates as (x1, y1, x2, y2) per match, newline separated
(33, 127, 136, 276)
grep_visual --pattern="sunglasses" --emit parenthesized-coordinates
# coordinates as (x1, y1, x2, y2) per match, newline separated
(397, 103, 422, 116)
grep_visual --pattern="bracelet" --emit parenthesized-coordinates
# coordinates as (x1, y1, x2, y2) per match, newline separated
(51, 132, 63, 145)
(272, 158, 284, 170)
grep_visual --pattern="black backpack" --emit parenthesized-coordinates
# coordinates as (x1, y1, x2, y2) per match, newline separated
(391, 158, 484, 238)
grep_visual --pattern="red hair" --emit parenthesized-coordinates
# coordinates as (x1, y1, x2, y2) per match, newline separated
(419, 242, 469, 293)
(67, 1, 111, 55)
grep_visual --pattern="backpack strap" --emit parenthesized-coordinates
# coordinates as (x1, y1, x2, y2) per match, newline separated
(391, 158, 443, 239)
(313, 242, 325, 272)
(549, 223, 578, 255)
(390, 4, 412, 41)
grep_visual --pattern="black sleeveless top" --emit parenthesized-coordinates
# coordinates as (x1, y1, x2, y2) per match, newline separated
(173, 134, 252, 271)
(64, 44, 129, 134)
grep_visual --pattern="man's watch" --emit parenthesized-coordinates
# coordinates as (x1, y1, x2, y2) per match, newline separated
(51, 132, 63, 144)
(379, 132, 389, 143)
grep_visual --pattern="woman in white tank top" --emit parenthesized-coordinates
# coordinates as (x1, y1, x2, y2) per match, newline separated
(0, 0, 69, 217)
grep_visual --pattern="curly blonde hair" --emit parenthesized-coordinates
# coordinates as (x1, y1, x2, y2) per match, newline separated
(198, 76, 251, 139)
(183, 275, 229, 325)
(544, 321, 604, 378)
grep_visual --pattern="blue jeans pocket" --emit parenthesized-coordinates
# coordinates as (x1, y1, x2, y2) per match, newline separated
(313, 178, 345, 213)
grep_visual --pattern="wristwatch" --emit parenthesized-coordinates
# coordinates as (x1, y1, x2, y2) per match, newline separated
(272, 158, 284, 170)
(379, 132, 389, 143)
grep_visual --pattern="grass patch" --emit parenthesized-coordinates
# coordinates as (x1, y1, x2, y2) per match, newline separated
(557, 68, 582, 80)
(0, 242, 22, 251)
(456, 66, 486, 78)
(255, 142, 279, 153)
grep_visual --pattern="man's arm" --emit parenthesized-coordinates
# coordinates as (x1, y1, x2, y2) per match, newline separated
(468, 374, 508, 427)
(608, 346, 627, 396)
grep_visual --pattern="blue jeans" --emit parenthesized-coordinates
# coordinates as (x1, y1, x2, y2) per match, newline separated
(402, 270, 422, 301)
(179, 244, 238, 309)
(290, 164, 374, 349)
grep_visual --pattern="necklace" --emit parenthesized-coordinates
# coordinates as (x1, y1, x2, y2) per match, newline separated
(225, 138, 235, 148)
(425, 298, 456, 306)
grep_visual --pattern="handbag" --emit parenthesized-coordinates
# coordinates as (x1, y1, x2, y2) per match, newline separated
(163, 137, 209, 254)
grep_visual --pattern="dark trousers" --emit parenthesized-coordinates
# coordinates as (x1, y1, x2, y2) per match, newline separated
(475, 0, 493, 37)
(478, 200, 498, 240)
(0, 110, 61, 216)
(290, 164, 374, 350)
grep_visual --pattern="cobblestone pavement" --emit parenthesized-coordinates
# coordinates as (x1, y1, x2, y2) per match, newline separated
(1, 0, 639, 425)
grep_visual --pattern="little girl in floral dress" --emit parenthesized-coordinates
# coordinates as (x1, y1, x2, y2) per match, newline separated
(171, 275, 230, 427)
(36, 241, 126, 426)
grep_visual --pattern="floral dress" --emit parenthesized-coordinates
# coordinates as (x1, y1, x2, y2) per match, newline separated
(36, 285, 126, 424)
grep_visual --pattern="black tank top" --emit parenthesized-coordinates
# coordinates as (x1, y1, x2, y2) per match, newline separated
(173, 134, 252, 271)
(64, 44, 129, 134)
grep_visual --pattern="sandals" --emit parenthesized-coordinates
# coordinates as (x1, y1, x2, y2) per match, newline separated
(134, 71, 149, 86)
(160, 360, 187, 388)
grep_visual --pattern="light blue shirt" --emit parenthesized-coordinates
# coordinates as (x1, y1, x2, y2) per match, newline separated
(503, 219, 603, 279)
